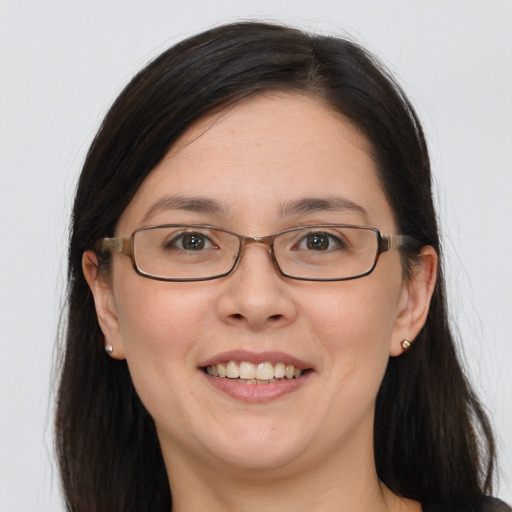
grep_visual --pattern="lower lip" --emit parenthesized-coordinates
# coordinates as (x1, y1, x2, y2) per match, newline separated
(202, 371, 313, 403)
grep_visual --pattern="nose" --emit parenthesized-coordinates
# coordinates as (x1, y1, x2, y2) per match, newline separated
(216, 242, 297, 330)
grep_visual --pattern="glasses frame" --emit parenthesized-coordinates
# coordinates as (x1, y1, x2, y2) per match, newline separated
(95, 224, 420, 282)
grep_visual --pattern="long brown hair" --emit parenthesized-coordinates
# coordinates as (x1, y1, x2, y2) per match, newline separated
(56, 22, 496, 511)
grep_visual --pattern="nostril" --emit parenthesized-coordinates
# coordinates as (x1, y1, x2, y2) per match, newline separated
(229, 313, 283, 323)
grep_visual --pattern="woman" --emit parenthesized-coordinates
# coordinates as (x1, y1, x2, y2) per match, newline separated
(56, 22, 510, 512)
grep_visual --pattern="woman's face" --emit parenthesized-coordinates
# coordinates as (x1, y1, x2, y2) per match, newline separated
(89, 93, 432, 477)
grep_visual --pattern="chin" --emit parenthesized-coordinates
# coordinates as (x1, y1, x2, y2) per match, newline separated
(198, 421, 314, 472)
(211, 445, 305, 473)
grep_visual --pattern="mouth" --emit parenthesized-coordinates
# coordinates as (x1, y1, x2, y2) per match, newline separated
(203, 361, 307, 384)
(199, 351, 314, 402)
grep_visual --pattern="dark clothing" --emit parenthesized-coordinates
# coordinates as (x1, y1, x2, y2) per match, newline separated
(423, 497, 511, 512)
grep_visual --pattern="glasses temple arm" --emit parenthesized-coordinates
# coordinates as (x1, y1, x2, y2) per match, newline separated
(94, 237, 133, 255)
(380, 234, 422, 253)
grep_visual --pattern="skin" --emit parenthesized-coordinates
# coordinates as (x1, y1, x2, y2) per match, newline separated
(84, 93, 437, 512)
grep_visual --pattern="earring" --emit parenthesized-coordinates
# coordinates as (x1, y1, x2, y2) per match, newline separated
(401, 339, 412, 351)
(105, 343, 114, 354)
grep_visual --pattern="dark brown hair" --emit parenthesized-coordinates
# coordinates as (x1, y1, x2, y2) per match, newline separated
(56, 22, 497, 511)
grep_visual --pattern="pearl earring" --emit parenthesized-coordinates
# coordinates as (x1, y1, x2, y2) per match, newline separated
(401, 339, 412, 351)
(105, 343, 114, 354)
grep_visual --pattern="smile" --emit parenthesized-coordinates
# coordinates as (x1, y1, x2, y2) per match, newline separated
(204, 361, 303, 383)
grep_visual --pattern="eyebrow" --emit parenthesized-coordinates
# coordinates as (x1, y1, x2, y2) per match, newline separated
(141, 194, 369, 224)
(142, 195, 229, 223)
(279, 196, 369, 221)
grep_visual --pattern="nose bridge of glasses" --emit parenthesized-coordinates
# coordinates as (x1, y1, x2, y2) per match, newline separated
(236, 234, 278, 269)
(241, 234, 275, 248)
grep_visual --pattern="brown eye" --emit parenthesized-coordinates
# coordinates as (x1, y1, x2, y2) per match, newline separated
(181, 233, 206, 250)
(306, 233, 329, 250)
(166, 232, 212, 251)
(299, 232, 344, 251)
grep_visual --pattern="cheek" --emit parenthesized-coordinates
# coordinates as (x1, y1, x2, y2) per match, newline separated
(308, 277, 400, 349)
(113, 278, 213, 398)
(116, 276, 209, 349)
(304, 267, 403, 389)
(112, 282, 222, 445)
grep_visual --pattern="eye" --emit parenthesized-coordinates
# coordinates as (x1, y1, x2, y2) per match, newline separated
(296, 231, 346, 251)
(165, 231, 215, 251)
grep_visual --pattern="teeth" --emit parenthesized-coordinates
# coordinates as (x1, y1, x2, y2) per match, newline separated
(274, 362, 285, 379)
(217, 362, 227, 378)
(255, 362, 274, 380)
(239, 361, 256, 379)
(226, 361, 240, 379)
(205, 361, 304, 382)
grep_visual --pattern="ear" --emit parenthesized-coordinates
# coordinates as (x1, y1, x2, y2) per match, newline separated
(389, 246, 438, 356)
(82, 251, 126, 359)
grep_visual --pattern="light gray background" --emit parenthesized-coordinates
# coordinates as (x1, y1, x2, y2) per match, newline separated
(1, 1, 510, 510)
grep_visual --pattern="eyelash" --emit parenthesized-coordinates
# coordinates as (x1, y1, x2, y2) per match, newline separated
(164, 231, 216, 251)
(293, 231, 347, 251)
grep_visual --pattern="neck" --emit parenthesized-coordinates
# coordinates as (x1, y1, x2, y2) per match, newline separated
(161, 435, 420, 512)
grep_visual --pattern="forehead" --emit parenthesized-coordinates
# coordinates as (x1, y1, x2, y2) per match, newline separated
(171, 92, 372, 166)
(117, 93, 396, 234)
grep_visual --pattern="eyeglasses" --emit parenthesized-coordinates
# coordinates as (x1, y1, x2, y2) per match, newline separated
(95, 224, 419, 282)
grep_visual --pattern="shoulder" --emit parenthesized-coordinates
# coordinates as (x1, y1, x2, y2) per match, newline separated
(423, 497, 512, 512)
(478, 498, 512, 512)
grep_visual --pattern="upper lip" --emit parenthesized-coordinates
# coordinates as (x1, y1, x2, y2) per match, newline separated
(198, 350, 313, 370)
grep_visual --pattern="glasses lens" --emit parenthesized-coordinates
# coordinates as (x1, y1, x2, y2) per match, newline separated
(133, 226, 240, 280)
(273, 226, 379, 280)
